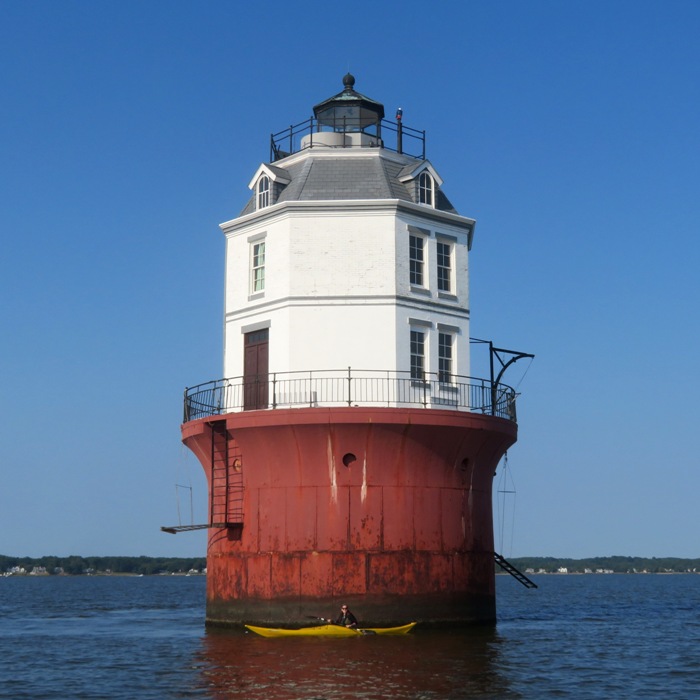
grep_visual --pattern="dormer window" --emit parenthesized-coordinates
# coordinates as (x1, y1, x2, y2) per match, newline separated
(248, 166, 290, 212)
(418, 171, 434, 207)
(257, 176, 270, 209)
(399, 160, 444, 210)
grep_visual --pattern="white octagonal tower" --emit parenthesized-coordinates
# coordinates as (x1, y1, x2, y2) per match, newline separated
(223, 74, 474, 398)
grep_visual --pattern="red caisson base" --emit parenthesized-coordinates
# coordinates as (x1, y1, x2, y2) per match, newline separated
(181, 407, 516, 628)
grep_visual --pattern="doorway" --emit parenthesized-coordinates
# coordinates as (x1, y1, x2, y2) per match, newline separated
(243, 328, 269, 410)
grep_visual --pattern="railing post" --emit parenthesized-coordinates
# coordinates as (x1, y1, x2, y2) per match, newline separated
(272, 373, 277, 409)
(184, 388, 189, 423)
(347, 366, 352, 406)
(422, 372, 428, 408)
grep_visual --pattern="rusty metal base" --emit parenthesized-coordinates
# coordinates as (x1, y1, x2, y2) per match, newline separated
(183, 406, 516, 630)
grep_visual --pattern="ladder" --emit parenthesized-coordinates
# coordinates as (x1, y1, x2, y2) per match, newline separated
(161, 419, 244, 534)
(494, 552, 538, 588)
(209, 420, 244, 527)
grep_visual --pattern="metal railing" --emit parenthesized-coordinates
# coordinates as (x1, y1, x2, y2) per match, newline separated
(183, 369, 517, 423)
(270, 117, 426, 162)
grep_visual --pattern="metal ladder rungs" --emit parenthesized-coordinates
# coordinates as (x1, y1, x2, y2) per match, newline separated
(494, 552, 538, 589)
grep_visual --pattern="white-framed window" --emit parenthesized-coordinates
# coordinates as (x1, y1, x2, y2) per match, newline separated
(418, 171, 434, 207)
(438, 332, 453, 383)
(437, 240, 452, 293)
(410, 329, 426, 380)
(256, 175, 270, 209)
(409, 234, 425, 286)
(251, 240, 266, 293)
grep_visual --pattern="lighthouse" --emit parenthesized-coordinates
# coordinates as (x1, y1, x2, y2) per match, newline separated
(178, 75, 522, 627)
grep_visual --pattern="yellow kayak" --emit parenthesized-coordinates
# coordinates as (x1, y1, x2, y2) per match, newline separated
(245, 622, 417, 638)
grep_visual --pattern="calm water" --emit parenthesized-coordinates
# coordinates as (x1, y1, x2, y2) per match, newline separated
(0, 574, 698, 698)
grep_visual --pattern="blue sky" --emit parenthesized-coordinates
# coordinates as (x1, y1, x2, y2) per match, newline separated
(2, 0, 699, 559)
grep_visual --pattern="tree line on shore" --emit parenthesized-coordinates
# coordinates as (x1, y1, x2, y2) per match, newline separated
(2, 554, 699, 576)
(0, 555, 207, 576)
(505, 555, 699, 574)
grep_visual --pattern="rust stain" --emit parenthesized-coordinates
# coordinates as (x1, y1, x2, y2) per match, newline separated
(327, 432, 337, 503)
(361, 455, 367, 503)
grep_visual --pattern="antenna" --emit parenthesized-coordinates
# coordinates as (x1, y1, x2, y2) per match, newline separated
(396, 107, 403, 153)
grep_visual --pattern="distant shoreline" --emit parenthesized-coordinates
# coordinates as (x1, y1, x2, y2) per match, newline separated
(496, 570, 698, 575)
(0, 554, 207, 577)
(501, 555, 699, 575)
(2, 554, 698, 576)
(2, 571, 206, 577)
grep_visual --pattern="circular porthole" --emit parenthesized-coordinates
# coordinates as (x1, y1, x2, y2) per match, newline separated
(342, 453, 357, 467)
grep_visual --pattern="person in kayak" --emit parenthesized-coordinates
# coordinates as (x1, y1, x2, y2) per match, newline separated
(333, 604, 358, 628)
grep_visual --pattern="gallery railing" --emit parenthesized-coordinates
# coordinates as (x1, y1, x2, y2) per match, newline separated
(183, 369, 517, 423)
(270, 116, 426, 162)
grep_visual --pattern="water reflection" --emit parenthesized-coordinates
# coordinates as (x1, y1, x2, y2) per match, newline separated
(194, 626, 520, 699)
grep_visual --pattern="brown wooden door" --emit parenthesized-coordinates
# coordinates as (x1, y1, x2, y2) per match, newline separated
(243, 329, 269, 410)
